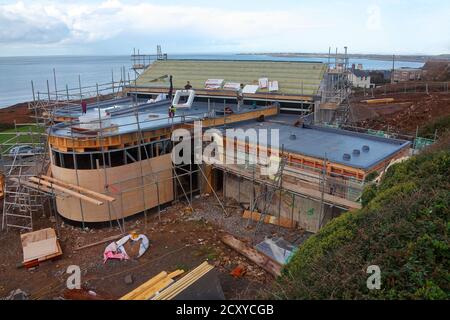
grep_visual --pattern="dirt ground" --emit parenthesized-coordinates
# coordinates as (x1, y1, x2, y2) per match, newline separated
(349, 92, 450, 135)
(0, 94, 116, 127)
(0, 102, 33, 126)
(0, 195, 305, 300)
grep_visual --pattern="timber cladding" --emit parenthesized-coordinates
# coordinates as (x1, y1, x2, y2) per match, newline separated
(52, 154, 173, 223)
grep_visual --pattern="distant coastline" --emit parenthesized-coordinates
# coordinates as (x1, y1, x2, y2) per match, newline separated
(239, 52, 450, 63)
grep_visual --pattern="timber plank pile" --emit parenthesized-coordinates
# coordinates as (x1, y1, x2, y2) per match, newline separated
(153, 262, 214, 300)
(120, 261, 214, 300)
(120, 269, 185, 300)
(27, 175, 115, 206)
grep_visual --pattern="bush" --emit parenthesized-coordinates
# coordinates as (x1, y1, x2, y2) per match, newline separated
(276, 140, 450, 300)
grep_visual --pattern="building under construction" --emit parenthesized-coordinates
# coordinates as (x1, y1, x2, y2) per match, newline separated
(1, 55, 411, 234)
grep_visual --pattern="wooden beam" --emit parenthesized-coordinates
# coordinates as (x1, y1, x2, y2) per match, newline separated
(243, 210, 296, 229)
(73, 234, 125, 251)
(120, 271, 168, 300)
(153, 262, 214, 300)
(120, 269, 185, 300)
(221, 234, 282, 277)
(133, 278, 174, 300)
(29, 177, 103, 206)
(10, 178, 55, 195)
(39, 175, 115, 202)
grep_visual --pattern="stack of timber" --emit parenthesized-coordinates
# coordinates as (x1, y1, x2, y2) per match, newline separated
(153, 262, 214, 300)
(222, 234, 282, 277)
(28, 175, 115, 205)
(119, 269, 185, 300)
(243, 210, 296, 229)
(362, 98, 395, 104)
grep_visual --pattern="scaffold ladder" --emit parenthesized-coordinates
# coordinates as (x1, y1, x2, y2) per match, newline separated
(247, 156, 287, 235)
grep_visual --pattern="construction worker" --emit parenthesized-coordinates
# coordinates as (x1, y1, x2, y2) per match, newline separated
(184, 81, 192, 90)
(182, 81, 192, 102)
(168, 75, 174, 100)
(81, 101, 87, 114)
(168, 104, 176, 118)
(236, 83, 244, 112)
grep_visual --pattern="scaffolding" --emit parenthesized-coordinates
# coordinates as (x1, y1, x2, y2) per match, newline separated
(131, 46, 167, 77)
(0, 67, 131, 231)
(7, 75, 235, 230)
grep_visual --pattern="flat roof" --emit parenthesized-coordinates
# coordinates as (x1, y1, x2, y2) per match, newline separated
(224, 117, 411, 170)
(50, 98, 272, 138)
(50, 97, 411, 171)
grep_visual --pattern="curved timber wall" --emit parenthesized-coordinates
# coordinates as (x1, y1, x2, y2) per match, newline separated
(51, 154, 173, 222)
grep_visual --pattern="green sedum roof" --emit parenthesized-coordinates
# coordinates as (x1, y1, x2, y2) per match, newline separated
(135, 60, 326, 96)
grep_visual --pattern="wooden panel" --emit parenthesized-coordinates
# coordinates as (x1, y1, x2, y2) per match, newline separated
(21, 228, 62, 263)
(52, 154, 174, 222)
(23, 238, 57, 262)
(243, 210, 296, 229)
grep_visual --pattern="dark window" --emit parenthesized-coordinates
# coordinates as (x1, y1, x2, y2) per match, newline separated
(92, 153, 110, 168)
(52, 150, 61, 167)
(110, 150, 125, 167)
(62, 153, 75, 169)
(140, 146, 150, 160)
(126, 147, 139, 163)
(76, 154, 92, 169)
(145, 143, 153, 158)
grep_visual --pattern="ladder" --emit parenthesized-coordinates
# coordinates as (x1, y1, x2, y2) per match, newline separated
(247, 156, 287, 235)
(1, 139, 50, 231)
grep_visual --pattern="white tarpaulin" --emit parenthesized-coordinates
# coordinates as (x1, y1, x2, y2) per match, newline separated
(242, 84, 259, 94)
(269, 81, 279, 92)
(205, 79, 224, 89)
(258, 78, 269, 89)
(223, 82, 241, 91)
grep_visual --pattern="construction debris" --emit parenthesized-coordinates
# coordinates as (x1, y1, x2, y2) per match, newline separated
(103, 232, 150, 263)
(221, 234, 282, 277)
(243, 210, 296, 229)
(230, 265, 246, 278)
(20, 228, 62, 268)
(124, 274, 134, 285)
(254, 237, 297, 265)
(2, 289, 29, 300)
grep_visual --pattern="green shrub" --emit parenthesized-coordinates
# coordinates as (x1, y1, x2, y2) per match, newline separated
(276, 141, 450, 300)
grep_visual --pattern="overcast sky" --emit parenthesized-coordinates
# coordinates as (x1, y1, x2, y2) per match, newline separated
(0, 0, 449, 56)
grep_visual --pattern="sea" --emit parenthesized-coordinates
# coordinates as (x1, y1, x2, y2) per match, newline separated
(0, 54, 424, 109)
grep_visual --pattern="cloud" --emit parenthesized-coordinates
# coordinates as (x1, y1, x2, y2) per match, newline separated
(0, 0, 449, 55)
(0, 2, 71, 44)
(0, 0, 332, 48)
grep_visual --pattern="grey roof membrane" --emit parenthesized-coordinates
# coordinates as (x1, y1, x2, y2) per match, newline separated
(50, 98, 267, 138)
(50, 97, 411, 170)
(223, 119, 411, 170)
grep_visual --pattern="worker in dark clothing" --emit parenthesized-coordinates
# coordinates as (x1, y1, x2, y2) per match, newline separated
(184, 81, 192, 90)
(168, 75, 173, 100)
(182, 81, 192, 102)
(168, 105, 176, 118)
(236, 83, 244, 112)
(81, 101, 87, 114)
